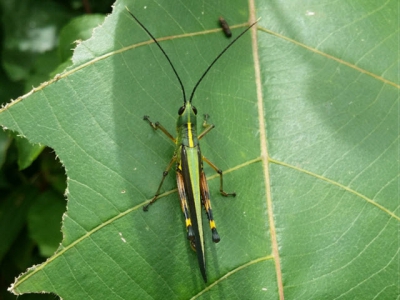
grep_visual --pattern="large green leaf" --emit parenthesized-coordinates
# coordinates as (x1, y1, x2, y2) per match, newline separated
(1, 0, 398, 299)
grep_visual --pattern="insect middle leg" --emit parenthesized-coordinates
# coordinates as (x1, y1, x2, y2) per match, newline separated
(202, 156, 236, 197)
(143, 155, 176, 211)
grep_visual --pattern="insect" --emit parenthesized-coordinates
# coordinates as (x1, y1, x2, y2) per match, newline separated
(126, 8, 257, 282)
(219, 16, 232, 38)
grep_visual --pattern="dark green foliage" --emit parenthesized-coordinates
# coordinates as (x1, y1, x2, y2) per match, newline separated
(0, 1, 113, 299)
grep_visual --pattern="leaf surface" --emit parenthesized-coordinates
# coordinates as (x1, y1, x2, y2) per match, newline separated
(1, 0, 398, 299)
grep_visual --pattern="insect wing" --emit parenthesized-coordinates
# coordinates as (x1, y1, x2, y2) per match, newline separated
(180, 146, 206, 282)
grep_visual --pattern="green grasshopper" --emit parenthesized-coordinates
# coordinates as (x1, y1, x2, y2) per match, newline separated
(127, 9, 256, 282)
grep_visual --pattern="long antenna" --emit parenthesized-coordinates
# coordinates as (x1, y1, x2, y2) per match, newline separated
(127, 7, 258, 105)
(189, 21, 258, 103)
(126, 8, 187, 103)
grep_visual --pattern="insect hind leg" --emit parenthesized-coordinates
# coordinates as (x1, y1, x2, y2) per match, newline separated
(176, 171, 195, 241)
(200, 170, 221, 243)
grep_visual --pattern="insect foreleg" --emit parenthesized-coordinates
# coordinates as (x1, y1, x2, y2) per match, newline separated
(198, 114, 215, 140)
(143, 155, 176, 211)
(202, 156, 236, 197)
(143, 115, 175, 143)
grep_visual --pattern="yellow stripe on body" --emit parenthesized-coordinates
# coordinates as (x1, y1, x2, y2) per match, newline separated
(187, 123, 194, 147)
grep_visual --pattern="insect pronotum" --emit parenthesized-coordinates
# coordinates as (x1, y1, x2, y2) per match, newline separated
(126, 8, 257, 282)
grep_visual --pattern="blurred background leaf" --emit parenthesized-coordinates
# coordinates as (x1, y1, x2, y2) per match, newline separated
(0, 0, 113, 299)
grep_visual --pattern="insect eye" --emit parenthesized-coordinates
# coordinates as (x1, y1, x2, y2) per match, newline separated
(178, 106, 185, 115)
(192, 106, 197, 115)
